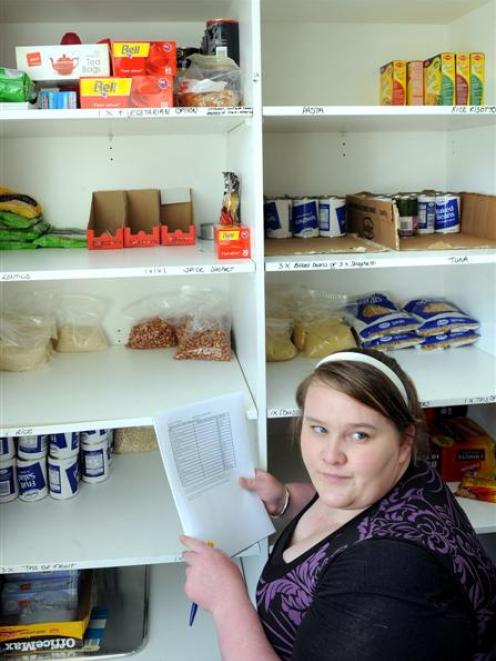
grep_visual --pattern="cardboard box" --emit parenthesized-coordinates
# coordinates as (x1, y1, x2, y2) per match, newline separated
(124, 189, 161, 247)
(215, 225, 251, 259)
(16, 44, 110, 82)
(0, 572, 92, 655)
(346, 192, 496, 251)
(80, 75, 173, 109)
(160, 188, 196, 246)
(470, 52, 485, 105)
(87, 190, 127, 249)
(407, 61, 424, 105)
(424, 53, 455, 105)
(455, 53, 470, 105)
(111, 41, 177, 77)
(380, 60, 406, 105)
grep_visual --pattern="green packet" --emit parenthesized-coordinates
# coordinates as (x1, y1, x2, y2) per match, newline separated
(34, 228, 88, 249)
(0, 67, 34, 102)
(0, 240, 38, 250)
(0, 211, 43, 229)
(0, 221, 50, 242)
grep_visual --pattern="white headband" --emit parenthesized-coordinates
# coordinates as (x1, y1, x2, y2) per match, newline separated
(315, 351, 409, 405)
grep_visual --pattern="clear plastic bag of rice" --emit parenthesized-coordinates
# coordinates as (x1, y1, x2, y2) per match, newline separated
(55, 293, 109, 353)
(113, 426, 158, 453)
(0, 312, 54, 371)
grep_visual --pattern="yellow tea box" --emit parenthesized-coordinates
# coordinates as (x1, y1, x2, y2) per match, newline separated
(455, 53, 470, 105)
(470, 52, 485, 105)
(424, 53, 455, 105)
(407, 61, 424, 105)
(380, 60, 406, 105)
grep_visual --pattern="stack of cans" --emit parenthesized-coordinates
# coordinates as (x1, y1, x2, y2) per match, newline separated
(392, 191, 460, 237)
(264, 195, 347, 239)
(0, 430, 114, 504)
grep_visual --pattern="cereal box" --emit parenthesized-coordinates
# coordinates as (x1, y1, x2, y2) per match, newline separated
(424, 53, 455, 105)
(470, 52, 485, 105)
(407, 61, 423, 105)
(455, 53, 470, 105)
(380, 60, 406, 105)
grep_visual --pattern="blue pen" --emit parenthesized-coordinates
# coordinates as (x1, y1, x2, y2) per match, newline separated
(188, 541, 215, 627)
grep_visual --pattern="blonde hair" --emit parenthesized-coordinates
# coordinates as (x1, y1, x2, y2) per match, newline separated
(295, 348, 428, 457)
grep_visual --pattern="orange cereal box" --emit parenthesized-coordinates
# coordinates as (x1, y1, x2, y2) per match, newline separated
(424, 53, 455, 105)
(407, 61, 424, 105)
(455, 53, 470, 105)
(380, 60, 406, 105)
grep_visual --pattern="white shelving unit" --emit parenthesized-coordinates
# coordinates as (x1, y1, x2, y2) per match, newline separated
(1, 0, 495, 657)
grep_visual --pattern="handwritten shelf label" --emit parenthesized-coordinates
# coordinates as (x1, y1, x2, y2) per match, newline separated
(302, 106, 324, 115)
(269, 408, 298, 418)
(451, 105, 496, 114)
(275, 259, 378, 271)
(2, 273, 32, 281)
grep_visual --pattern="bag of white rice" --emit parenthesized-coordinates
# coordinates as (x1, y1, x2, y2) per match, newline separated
(55, 294, 109, 353)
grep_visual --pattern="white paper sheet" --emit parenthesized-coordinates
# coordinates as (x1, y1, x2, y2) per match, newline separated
(154, 392, 275, 557)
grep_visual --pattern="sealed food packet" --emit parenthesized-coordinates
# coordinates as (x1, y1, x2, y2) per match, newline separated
(220, 171, 240, 226)
(0, 210, 43, 229)
(0, 68, 35, 102)
(124, 292, 182, 349)
(345, 292, 419, 342)
(402, 298, 480, 336)
(417, 330, 479, 351)
(266, 318, 298, 362)
(176, 53, 242, 107)
(362, 332, 423, 351)
(0, 187, 42, 219)
(456, 475, 496, 503)
(55, 293, 109, 353)
(0, 220, 50, 242)
(33, 228, 87, 248)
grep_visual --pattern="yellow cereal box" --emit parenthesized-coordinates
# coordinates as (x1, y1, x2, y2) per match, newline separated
(424, 53, 455, 105)
(455, 53, 470, 105)
(470, 52, 485, 105)
(380, 60, 406, 105)
(407, 61, 424, 105)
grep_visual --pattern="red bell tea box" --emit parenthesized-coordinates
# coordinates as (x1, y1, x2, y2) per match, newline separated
(214, 225, 251, 259)
(111, 41, 177, 77)
(80, 76, 173, 108)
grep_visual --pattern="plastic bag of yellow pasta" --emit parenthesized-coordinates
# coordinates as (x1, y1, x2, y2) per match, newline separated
(266, 318, 297, 362)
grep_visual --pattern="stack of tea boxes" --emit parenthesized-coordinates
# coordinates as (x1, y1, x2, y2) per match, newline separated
(380, 52, 484, 105)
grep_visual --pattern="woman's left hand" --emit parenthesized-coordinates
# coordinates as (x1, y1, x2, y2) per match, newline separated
(180, 535, 246, 617)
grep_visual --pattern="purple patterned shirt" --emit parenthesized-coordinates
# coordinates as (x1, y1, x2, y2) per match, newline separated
(256, 461, 496, 660)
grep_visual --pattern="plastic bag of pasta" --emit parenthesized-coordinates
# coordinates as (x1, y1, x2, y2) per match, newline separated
(266, 318, 297, 362)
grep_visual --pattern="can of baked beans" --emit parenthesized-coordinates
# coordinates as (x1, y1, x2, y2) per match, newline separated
(205, 18, 240, 65)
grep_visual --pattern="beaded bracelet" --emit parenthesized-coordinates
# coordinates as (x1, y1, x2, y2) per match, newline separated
(270, 485, 291, 519)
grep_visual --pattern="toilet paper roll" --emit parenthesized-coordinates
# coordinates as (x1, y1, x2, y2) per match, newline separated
(81, 440, 110, 484)
(0, 436, 16, 461)
(49, 432, 79, 459)
(0, 456, 18, 503)
(48, 455, 80, 500)
(17, 456, 48, 501)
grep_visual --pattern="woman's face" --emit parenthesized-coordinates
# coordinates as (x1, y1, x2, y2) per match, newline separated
(300, 380, 413, 513)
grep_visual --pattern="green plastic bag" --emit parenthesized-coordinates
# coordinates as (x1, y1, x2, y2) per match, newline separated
(0, 221, 50, 242)
(0, 68, 34, 102)
(0, 240, 38, 250)
(34, 228, 87, 249)
(0, 211, 42, 229)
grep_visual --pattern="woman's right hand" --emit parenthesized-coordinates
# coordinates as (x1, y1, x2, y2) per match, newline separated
(239, 469, 287, 516)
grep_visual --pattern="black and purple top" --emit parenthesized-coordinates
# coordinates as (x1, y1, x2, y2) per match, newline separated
(256, 461, 496, 661)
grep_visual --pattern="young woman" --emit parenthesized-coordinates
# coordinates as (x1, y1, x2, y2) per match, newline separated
(181, 349, 496, 660)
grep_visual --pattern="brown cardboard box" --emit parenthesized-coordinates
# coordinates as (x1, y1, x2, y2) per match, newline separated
(347, 192, 496, 251)
(87, 190, 127, 249)
(264, 234, 387, 257)
(0, 571, 92, 655)
(124, 189, 161, 247)
(160, 188, 196, 245)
